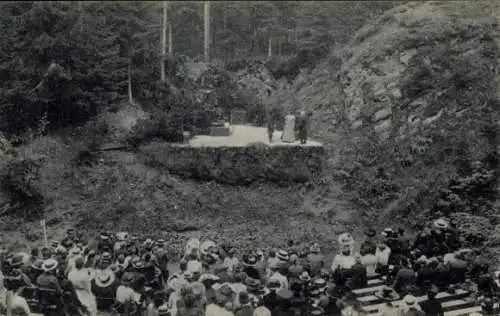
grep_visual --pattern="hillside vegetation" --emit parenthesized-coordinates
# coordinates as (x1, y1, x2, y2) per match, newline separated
(0, 2, 398, 255)
(0, 1, 498, 261)
(272, 1, 499, 234)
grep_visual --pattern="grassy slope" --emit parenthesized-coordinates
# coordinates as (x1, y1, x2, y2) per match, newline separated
(0, 127, 360, 260)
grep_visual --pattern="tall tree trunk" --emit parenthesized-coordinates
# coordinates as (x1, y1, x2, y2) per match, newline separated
(204, 1, 210, 64)
(161, 1, 167, 83)
(168, 23, 173, 55)
(268, 36, 272, 58)
(128, 59, 134, 104)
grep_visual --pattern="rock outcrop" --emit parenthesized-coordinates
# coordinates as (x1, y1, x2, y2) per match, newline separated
(275, 1, 500, 226)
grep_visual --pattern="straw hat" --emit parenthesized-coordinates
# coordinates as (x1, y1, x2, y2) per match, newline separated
(381, 228, 394, 237)
(277, 250, 289, 261)
(313, 278, 327, 291)
(299, 271, 312, 282)
(10, 253, 25, 268)
(433, 219, 449, 230)
(69, 247, 82, 257)
(95, 269, 116, 288)
(403, 294, 417, 307)
(116, 232, 129, 241)
(310, 243, 321, 253)
(42, 259, 59, 272)
(338, 233, 354, 246)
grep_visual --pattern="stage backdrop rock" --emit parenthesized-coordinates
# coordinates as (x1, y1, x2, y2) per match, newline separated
(139, 142, 324, 185)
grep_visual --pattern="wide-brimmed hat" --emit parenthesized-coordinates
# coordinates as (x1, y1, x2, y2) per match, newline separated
(116, 232, 129, 241)
(245, 278, 260, 291)
(156, 239, 166, 247)
(69, 247, 82, 256)
(381, 228, 394, 237)
(299, 271, 312, 282)
(365, 229, 377, 238)
(310, 307, 325, 316)
(42, 259, 59, 272)
(199, 273, 220, 284)
(101, 252, 112, 261)
(434, 219, 449, 230)
(10, 253, 25, 268)
(277, 250, 289, 261)
(267, 278, 281, 290)
(310, 243, 321, 253)
(313, 278, 327, 291)
(338, 233, 354, 245)
(243, 255, 258, 267)
(132, 259, 145, 270)
(403, 294, 417, 306)
(31, 258, 44, 271)
(95, 270, 116, 288)
(183, 270, 194, 280)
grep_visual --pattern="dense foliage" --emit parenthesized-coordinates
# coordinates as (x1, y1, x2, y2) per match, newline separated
(0, 1, 398, 142)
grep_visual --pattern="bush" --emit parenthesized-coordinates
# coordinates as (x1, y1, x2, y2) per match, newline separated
(126, 112, 186, 148)
(0, 156, 45, 218)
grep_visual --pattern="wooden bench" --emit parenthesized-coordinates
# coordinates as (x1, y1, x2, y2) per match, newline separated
(444, 306, 483, 316)
(360, 289, 470, 313)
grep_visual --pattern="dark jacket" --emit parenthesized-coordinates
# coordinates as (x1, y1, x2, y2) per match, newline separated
(419, 298, 444, 316)
(263, 291, 280, 313)
(234, 304, 254, 316)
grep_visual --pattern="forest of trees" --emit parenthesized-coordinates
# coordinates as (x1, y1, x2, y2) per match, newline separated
(0, 1, 397, 142)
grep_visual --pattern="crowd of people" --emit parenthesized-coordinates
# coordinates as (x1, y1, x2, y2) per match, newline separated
(0, 217, 497, 316)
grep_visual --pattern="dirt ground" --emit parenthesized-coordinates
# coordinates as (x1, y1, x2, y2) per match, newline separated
(178, 125, 323, 148)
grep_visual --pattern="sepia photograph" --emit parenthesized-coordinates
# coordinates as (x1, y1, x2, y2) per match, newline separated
(0, 1, 498, 315)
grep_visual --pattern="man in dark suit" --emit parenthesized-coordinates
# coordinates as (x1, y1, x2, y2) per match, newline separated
(419, 286, 444, 316)
(296, 111, 309, 144)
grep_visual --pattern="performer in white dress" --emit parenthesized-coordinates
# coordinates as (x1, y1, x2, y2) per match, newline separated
(68, 256, 98, 316)
(281, 112, 296, 143)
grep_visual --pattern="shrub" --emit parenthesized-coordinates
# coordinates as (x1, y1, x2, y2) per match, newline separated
(0, 156, 45, 218)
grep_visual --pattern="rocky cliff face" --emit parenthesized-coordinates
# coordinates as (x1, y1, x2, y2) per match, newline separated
(275, 1, 500, 227)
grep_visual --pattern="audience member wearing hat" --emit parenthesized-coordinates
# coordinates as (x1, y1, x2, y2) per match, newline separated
(277, 250, 289, 262)
(4, 253, 32, 291)
(36, 259, 62, 295)
(338, 233, 355, 254)
(242, 254, 261, 280)
(399, 294, 422, 314)
(253, 306, 271, 316)
(116, 272, 141, 306)
(233, 291, 254, 314)
(307, 244, 325, 277)
(433, 219, 449, 231)
(361, 229, 377, 256)
(331, 245, 355, 273)
(262, 279, 281, 313)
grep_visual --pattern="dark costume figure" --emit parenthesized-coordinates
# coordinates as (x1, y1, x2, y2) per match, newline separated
(296, 111, 309, 144)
